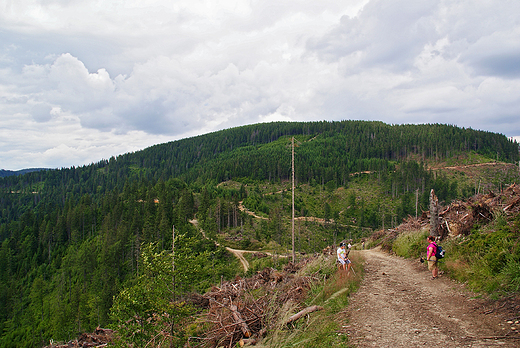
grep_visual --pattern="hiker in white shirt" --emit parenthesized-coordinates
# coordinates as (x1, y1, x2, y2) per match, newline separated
(337, 242, 352, 274)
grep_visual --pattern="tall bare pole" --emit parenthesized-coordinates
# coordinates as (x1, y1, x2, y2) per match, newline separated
(429, 189, 439, 237)
(172, 225, 175, 301)
(415, 188, 419, 218)
(292, 137, 295, 263)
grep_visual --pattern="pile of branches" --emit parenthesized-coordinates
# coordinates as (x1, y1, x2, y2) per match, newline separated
(393, 216, 428, 233)
(43, 327, 113, 348)
(370, 227, 399, 251)
(370, 183, 520, 243)
(187, 258, 323, 347)
(434, 183, 520, 237)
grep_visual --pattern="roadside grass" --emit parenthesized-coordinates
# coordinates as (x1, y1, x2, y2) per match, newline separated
(443, 215, 520, 296)
(385, 212, 520, 298)
(255, 253, 363, 348)
(392, 228, 429, 259)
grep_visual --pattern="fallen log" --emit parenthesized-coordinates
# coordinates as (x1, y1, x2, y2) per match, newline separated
(239, 338, 258, 346)
(503, 196, 520, 212)
(285, 305, 324, 325)
(230, 304, 252, 338)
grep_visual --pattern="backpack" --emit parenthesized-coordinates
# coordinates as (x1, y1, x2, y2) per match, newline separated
(435, 244, 445, 259)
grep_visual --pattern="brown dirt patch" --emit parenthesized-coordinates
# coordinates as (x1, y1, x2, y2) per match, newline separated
(341, 248, 520, 347)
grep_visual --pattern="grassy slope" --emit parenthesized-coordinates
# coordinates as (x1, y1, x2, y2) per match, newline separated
(253, 254, 363, 348)
(428, 153, 520, 196)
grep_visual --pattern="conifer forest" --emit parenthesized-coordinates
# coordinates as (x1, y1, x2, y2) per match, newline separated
(1, 120, 519, 347)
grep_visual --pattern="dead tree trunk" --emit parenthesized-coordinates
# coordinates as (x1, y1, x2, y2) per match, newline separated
(230, 304, 252, 338)
(285, 305, 324, 325)
(429, 189, 439, 237)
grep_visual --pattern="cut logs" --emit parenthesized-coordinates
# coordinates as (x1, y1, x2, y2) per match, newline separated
(230, 304, 252, 338)
(42, 327, 113, 348)
(285, 305, 324, 325)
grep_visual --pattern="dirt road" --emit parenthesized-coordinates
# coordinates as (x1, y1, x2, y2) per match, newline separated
(225, 247, 252, 272)
(343, 248, 519, 347)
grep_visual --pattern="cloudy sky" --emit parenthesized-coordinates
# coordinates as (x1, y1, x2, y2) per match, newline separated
(1, 0, 520, 170)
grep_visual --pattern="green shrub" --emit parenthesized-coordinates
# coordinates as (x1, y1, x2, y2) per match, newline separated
(444, 222, 519, 295)
(503, 257, 520, 292)
(392, 229, 429, 258)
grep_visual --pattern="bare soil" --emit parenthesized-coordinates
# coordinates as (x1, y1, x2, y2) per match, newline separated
(341, 248, 520, 347)
(225, 246, 251, 271)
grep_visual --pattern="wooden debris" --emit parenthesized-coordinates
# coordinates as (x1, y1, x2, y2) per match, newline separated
(187, 257, 320, 347)
(239, 337, 259, 346)
(285, 305, 324, 325)
(230, 304, 252, 337)
(373, 183, 520, 241)
(504, 196, 520, 212)
(43, 327, 113, 348)
(430, 189, 439, 237)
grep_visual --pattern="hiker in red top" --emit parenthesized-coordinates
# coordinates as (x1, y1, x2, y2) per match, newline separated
(427, 235, 439, 280)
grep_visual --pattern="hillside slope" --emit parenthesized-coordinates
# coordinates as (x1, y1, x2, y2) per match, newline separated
(0, 121, 519, 347)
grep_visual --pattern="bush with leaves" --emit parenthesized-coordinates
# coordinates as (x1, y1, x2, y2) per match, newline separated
(110, 242, 193, 347)
(110, 228, 240, 347)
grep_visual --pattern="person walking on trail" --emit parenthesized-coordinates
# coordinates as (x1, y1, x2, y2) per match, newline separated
(426, 236, 439, 280)
(337, 242, 352, 274)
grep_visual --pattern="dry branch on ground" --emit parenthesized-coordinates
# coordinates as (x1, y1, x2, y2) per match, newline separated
(43, 327, 113, 348)
(376, 183, 520, 241)
(186, 258, 324, 347)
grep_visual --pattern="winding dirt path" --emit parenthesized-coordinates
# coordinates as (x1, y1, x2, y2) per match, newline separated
(342, 248, 518, 347)
(225, 247, 252, 272)
(190, 219, 288, 273)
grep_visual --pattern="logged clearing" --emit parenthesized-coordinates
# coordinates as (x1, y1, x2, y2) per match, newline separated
(341, 248, 520, 347)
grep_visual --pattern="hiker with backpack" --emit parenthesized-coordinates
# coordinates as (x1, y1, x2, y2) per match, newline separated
(426, 235, 439, 280)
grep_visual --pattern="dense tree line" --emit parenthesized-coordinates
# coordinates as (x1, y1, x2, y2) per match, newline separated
(0, 121, 518, 347)
(2, 121, 517, 213)
(0, 179, 236, 347)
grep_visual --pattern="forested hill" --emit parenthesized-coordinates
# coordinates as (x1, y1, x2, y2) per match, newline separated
(0, 120, 519, 347)
(2, 121, 518, 198)
(103, 121, 520, 184)
(0, 168, 48, 178)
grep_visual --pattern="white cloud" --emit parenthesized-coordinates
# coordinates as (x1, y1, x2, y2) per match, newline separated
(0, 110, 172, 170)
(459, 28, 520, 78)
(477, 77, 520, 105)
(307, 0, 438, 71)
(1, 0, 520, 170)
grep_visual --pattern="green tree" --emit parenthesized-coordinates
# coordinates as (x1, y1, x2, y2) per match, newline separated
(110, 243, 195, 347)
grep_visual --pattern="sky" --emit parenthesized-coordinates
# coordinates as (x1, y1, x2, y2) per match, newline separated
(1, 0, 520, 170)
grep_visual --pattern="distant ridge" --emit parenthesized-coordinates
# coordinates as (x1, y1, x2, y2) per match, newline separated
(0, 168, 49, 178)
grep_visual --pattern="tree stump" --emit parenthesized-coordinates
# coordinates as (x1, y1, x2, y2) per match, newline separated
(429, 189, 439, 237)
